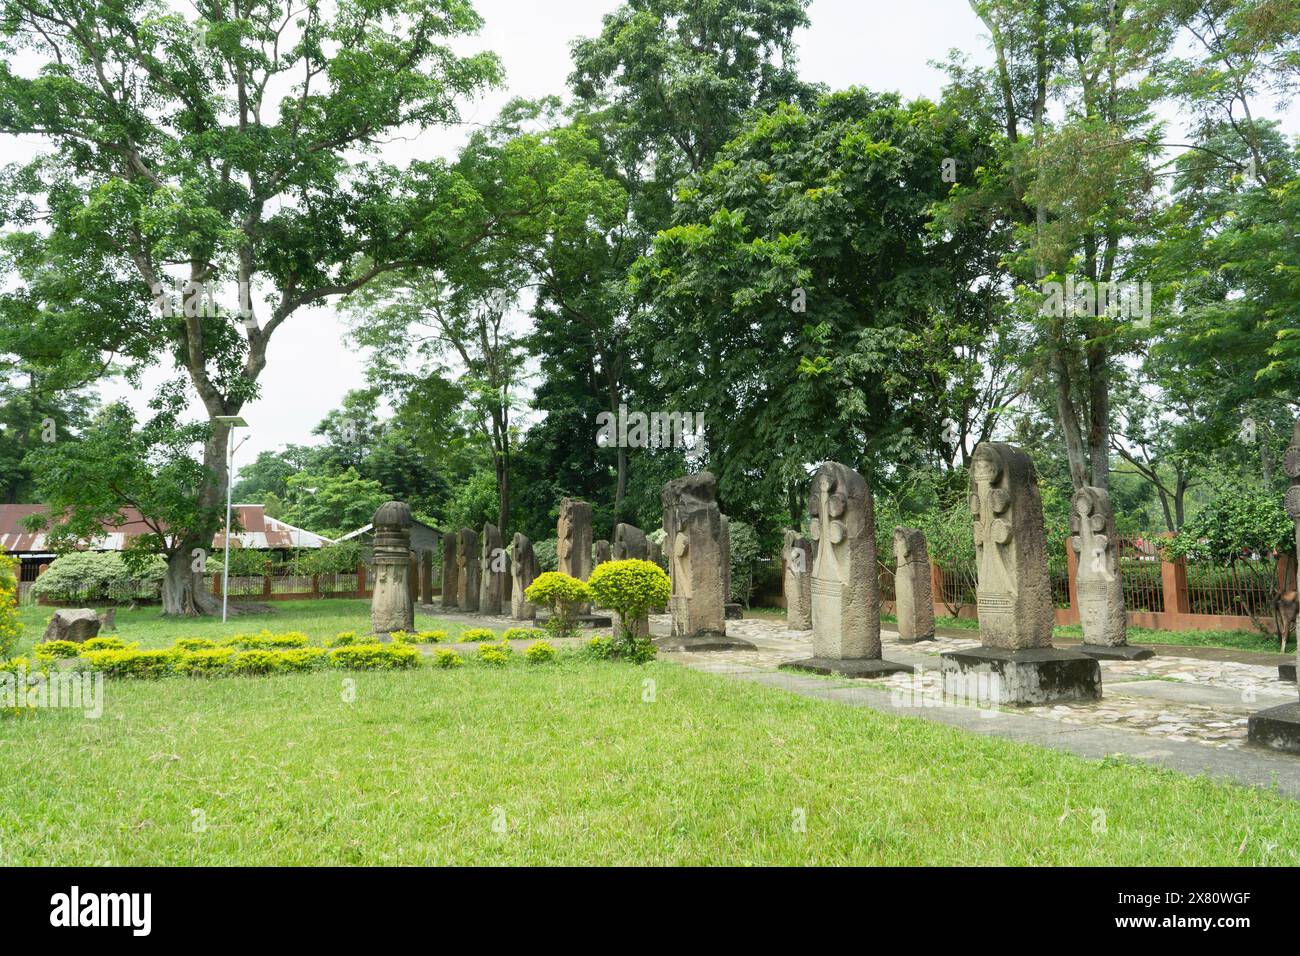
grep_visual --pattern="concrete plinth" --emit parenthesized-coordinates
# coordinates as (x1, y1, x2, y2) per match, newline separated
(1077, 643, 1155, 661)
(1248, 702, 1300, 755)
(654, 632, 755, 653)
(780, 657, 912, 679)
(724, 603, 744, 620)
(940, 646, 1102, 706)
(1280, 662, 1296, 683)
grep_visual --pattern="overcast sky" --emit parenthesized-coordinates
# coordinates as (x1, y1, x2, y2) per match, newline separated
(8, 0, 1299, 469)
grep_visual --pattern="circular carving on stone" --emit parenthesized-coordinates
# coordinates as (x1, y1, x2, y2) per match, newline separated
(1285, 445, 1300, 478)
(1286, 486, 1300, 520)
(1089, 514, 1105, 533)
(1074, 496, 1092, 518)
(989, 488, 1010, 514)
(828, 520, 846, 545)
(990, 519, 1011, 545)
(827, 493, 846, 518)
(1070, 534, 1081, 554)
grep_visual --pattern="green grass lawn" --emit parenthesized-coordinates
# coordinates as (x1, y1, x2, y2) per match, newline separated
(3, 601, 1300, 865)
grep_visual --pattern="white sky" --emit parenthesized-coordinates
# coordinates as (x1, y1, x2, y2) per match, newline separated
(5, 0, 1298, 469)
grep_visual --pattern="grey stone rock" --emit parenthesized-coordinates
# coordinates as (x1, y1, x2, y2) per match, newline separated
(892, 526, 934, 643)
(780, 656, 912, 678)
(370, 501, 414, 636)
(593, 539, 611, 568)
(441, 532, 459, 610)
(456, 528, 480, 612)
(969, 442, 1054, 650)
(782, 530, 813, 631)
(1248, 702, 1300, 754)
(478, 522, 506, 615)
(612, 523, 648, 561)
(510, 532, 539, 621)
(1071, 485, 1130, 649)
(41, 608, 102, 644)
(662, 472, 728, 641)
(557, 498, 593, 582)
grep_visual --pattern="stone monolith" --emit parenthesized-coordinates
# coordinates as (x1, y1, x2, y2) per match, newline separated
(892, 526, 934, 643)
(456, 527, 480, 612)
(782, 530, 812, 631)
(370, 501, 414, 636)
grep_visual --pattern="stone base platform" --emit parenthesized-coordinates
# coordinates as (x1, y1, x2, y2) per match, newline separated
(655, 632, 755, 652)
(896, 633, 935, 645)
(1248, 702, 1300, 754)
(1076, 643, 1155, 661)
(535, 611, 613, 628)
(724, 603, 744, 620)
(779, 656, 912, 678)
(1280, 662, 1296, 683)
(940, 646, 1102, 706)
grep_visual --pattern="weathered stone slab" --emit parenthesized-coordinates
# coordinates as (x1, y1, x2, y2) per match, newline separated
(370, 501, 414, 637)
(659, 472, 750, 649)
(782, 462, 910, 676)
(892, 526, 934, 643)
(612, 523, 648, 561)
(1070, 485, 1137, 656)
(40, 608, 101, 644)
(940, 442, 1101, 704)
(441, 532, 459, 610)
(593, 539, 611, 568)
(478, 522, 506, 615)
(1248, 702, 1300, 754)
(456, 528, 480, 612)
(939, 646, 1102, 706)
(782, 530, 813, 631)
(419, 550, 434, 605)
(648, 540, 665, 569)
(557, 498, 593, 582)
(511, 532, 538, 620)
(781, 656, 911, 679)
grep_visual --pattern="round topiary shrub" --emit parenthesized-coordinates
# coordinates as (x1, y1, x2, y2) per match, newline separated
(524, 571, 592, 639)
(586, 559, 669, 660)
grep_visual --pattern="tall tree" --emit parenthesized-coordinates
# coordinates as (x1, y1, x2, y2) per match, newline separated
(0, 0, 500, 613)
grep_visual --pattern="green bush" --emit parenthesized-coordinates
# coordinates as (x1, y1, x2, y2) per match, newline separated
(459, 627, 497, 643)
(389, 630, 415, 644)
(525, 571, 592, 639)
(34, 640, 82, 660)
(417, 630, 449, 643)
(524, 640, 557, 663)
(433, 648, 464, 669)
(78, 648, 181, 678)
(503, 627, 544, 642)
(329, 631, 359, 647)
(586, 559, 669, 658)
(30, 552, 167, 603)
(726, 519, 761, 605)
(229, 647, 325, 675)
(173, 648, 236, 675)
(328, 643, 421, 670)
(227, 630, 310, 650)
(174, 637, 218, 651)
(532, 539, 558, 573)
(586, 635, 614, 660)
(476, 641, 512, 666)
(81, 636, 133, 652)
(0, 550, 21, 659)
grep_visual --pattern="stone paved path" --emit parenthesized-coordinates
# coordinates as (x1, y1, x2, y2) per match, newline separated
(649, 613, 1300, 799)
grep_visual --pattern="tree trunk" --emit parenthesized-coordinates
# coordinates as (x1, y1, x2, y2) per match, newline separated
(160, 424, 229, 616)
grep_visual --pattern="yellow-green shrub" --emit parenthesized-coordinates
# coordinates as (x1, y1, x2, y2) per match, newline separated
(328, 643, 421, 670)
(229, 647, 325, 675)
(0, 551, 22, 659)
(227, 630, 309, 649)
(476, 642, 511, 666)
(524, 572, 591, 638)
(525, 640, 557, 663)
(173, 648, 235, 675)
(503, 627, 544, 642)
(35, 640, 82, 660)
(174, 637, 218, 651)
(78, 648, 181, 678)
(433, 648, 464, 669)
(459, 628, 496, 643)
(329, 631, 359, 647)
(416, 630, 448, 643)
(82, 636, 133, 652)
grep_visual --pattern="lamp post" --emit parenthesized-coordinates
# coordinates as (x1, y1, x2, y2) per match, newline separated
(213, 416, 248, 623)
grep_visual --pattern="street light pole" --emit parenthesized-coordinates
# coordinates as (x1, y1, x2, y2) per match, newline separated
(213, 416, 249, 624)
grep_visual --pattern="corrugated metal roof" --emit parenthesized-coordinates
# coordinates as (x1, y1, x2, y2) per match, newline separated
(0, 504, 333, 554)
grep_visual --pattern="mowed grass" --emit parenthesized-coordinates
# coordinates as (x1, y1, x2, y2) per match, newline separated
(5, 600, 1300, 865)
